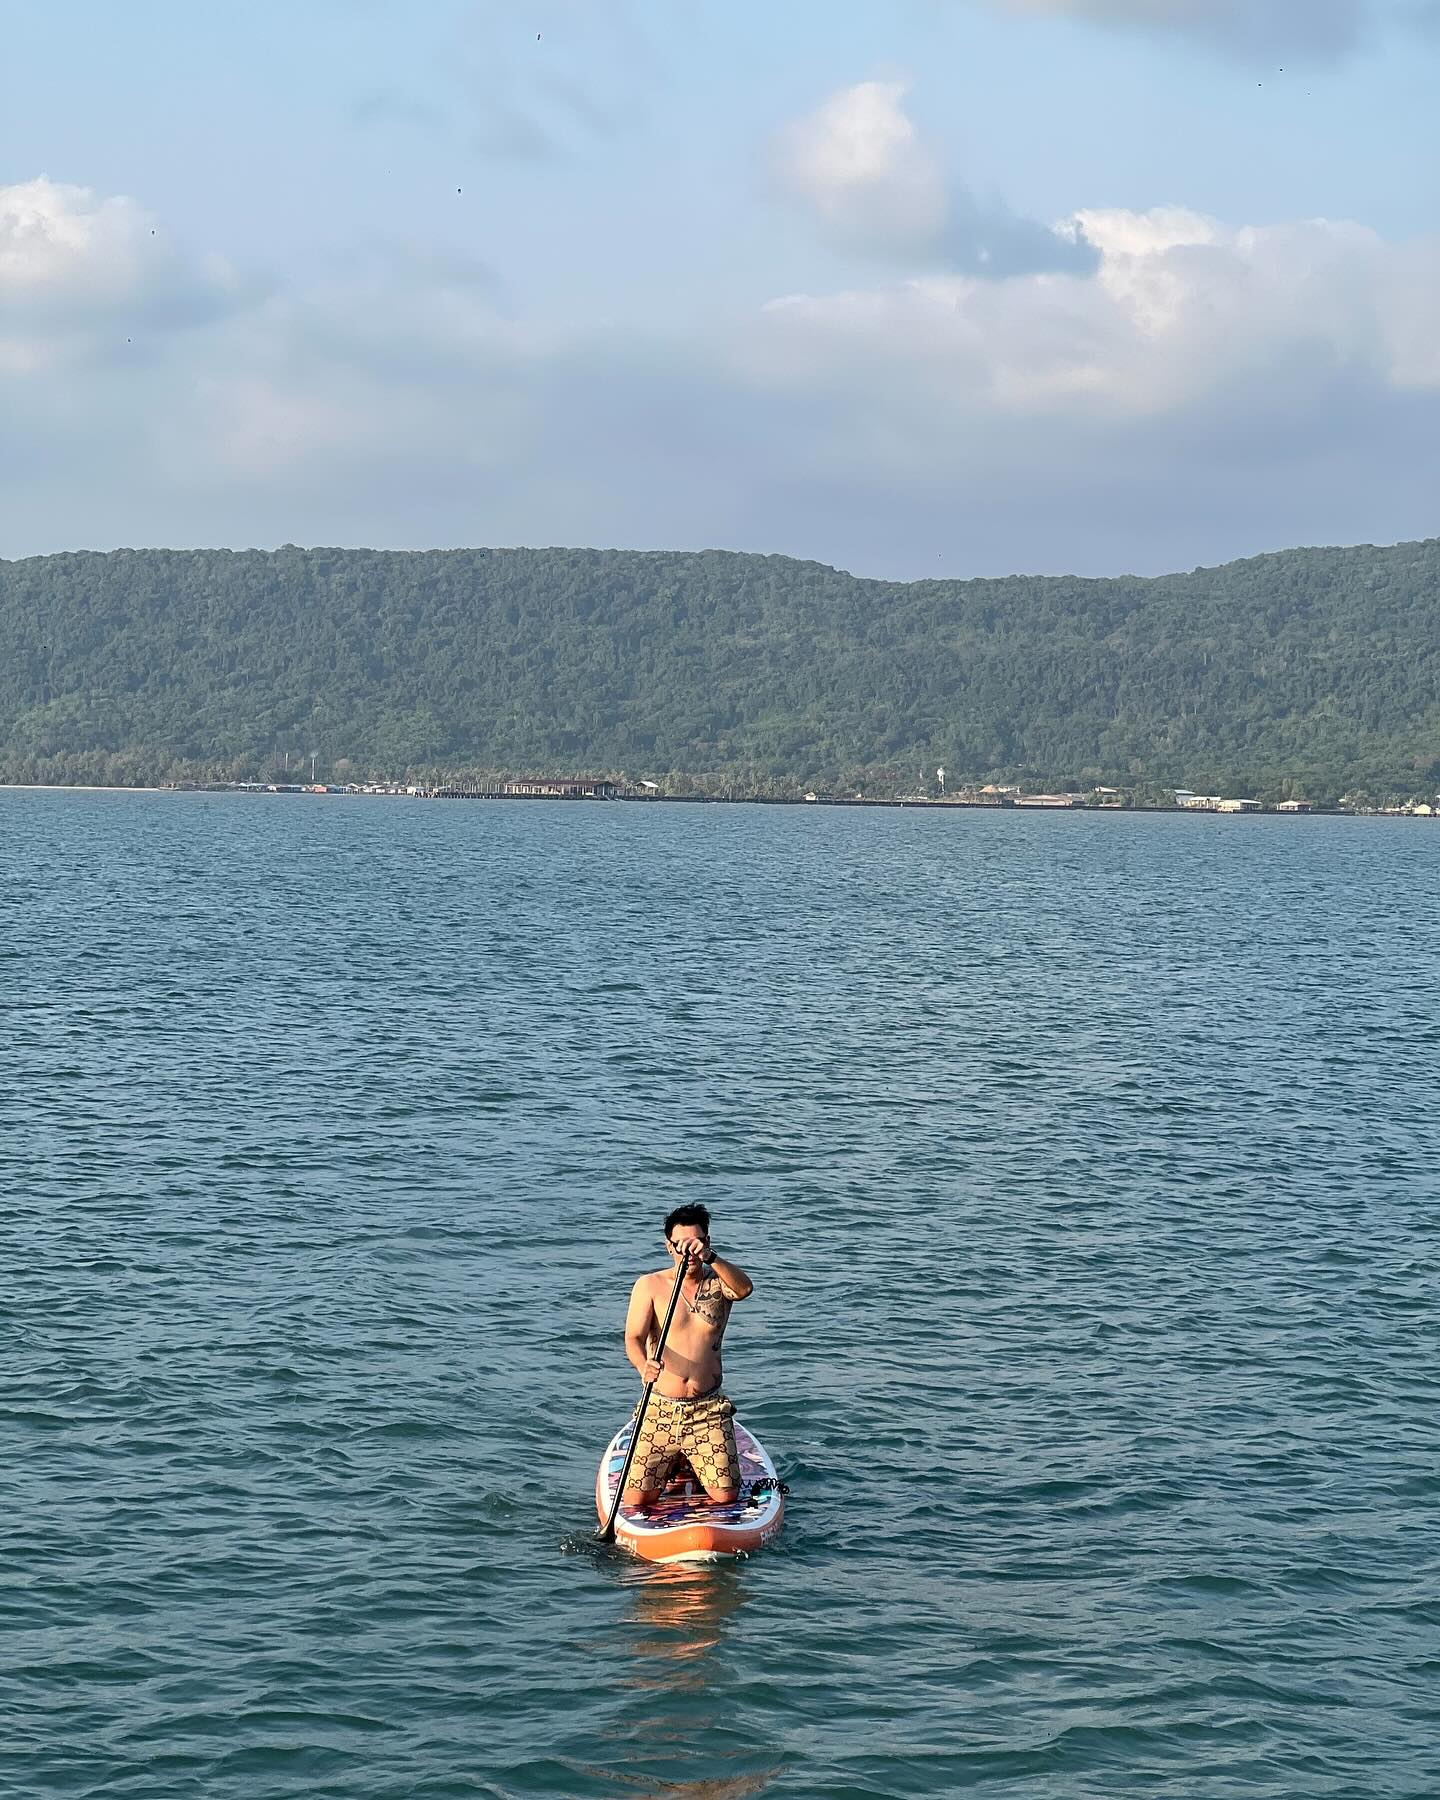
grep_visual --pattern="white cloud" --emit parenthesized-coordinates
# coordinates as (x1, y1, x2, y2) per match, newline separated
(0, 177, 242, 370)
(772, 81, 1095, 277)
(755, 207, 1440, 428)
(774, 80, 948, 255)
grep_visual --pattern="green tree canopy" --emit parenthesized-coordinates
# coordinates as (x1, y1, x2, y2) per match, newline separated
(2, 540, 1437, 797)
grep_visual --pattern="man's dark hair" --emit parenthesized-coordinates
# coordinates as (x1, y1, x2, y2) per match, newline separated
(663, 1203, 711, 1241)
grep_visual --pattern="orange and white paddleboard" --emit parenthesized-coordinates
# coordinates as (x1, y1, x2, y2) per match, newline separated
(595, 1416, 785, 1563)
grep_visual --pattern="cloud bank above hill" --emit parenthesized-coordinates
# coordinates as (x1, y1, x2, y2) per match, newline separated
(758, 206, 1440, 416)
(3, 84, 1440, 578)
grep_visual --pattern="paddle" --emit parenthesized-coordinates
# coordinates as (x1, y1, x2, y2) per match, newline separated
(597, 1244, 692, 1544)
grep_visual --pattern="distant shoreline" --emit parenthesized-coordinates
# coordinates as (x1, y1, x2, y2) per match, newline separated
(0, 782, 179, 794)
(3, 781, 1437, 819)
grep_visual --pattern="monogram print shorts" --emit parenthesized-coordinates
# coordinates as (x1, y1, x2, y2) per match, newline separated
(628, 1390, 741, 1494)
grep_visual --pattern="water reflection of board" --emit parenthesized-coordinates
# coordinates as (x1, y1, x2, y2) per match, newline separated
(595, 1417, 785, 1563)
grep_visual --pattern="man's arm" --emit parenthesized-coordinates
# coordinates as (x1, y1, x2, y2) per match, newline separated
(704, 1247, 753, 1301)
(624, 1276, 663, 1383)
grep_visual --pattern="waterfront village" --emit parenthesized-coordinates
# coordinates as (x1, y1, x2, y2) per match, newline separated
(199, 777, 1440, 816)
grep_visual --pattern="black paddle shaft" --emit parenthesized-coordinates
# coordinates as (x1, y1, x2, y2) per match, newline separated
(597, 1246, 692, 1543)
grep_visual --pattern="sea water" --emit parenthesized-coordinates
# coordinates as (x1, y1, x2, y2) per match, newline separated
(4, 791, 1437, 1798)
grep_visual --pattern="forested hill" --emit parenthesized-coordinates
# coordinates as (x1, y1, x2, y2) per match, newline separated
(2, 540, 1438, 798)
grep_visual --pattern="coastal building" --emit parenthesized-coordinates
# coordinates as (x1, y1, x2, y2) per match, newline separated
(1216, 798, 1262, 813)
(1276, 800, 1311, 813)
(501, 777, 618, 799)
(1014, 794, 1080, 808)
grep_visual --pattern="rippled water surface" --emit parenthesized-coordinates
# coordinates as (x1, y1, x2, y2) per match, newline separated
(5, 791, 1439, 1799)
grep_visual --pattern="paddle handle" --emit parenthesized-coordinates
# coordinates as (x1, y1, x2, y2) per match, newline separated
(598, 1246, 691, 1542)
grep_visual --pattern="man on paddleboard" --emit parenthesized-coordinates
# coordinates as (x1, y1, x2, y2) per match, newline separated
(622, 1204, 754, 1509)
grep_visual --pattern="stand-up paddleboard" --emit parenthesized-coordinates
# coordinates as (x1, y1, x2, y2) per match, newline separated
(595, 1416, 785, 1562)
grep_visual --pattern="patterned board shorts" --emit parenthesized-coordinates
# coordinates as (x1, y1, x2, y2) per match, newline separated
(628, 1390, 741, 1495)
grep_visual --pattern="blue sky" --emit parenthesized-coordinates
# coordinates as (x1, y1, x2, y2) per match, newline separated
(3, 0, 1438, 575)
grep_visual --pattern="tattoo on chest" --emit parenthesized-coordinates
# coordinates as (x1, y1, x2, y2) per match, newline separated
(686, 1278, 730, 1330)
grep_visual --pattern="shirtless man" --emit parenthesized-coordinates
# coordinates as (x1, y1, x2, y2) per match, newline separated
(622, 1203, 754, 1509)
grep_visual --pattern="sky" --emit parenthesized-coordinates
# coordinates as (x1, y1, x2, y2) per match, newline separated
(2, 0, 1438, 578)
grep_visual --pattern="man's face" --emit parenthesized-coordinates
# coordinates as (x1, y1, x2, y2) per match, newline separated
(667, 1225, 709, 1263)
